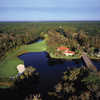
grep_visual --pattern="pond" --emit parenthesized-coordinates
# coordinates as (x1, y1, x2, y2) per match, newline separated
(19, 52, 82, 94)
(19, 52, 100, 95)
(92, 60, 100, 70)
(27, 37, 43, 44)
(0, 51, 100, 100)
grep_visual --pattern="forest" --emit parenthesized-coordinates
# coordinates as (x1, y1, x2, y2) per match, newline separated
(0, 21, 100, 60)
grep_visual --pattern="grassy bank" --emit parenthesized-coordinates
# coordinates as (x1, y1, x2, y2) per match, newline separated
(89, 56, 100, 60)
(49, 52, 81, 60)
(0, 40, 47, 78)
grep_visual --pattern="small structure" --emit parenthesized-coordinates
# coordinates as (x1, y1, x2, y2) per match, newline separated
(57, 46, 75, 56)
(96, 51, 100, 57)
(17, 64, 26, 74)
(97, 53, 100, 57)
(57, 46, 69, 51)
(94, 48, 100, 57)
(64, 50, 75, 56)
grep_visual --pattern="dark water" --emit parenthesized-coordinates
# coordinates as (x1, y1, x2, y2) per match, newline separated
(92, 60, 100, 70)
(19, 52, 100, 95)
(19, 52, 82, 94)
(27, 37, 43, 44)
(0, 52, 99, 100)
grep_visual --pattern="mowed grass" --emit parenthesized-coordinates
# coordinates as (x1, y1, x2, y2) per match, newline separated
(0, 40, 47, 77)
(49, 52, 81, 60)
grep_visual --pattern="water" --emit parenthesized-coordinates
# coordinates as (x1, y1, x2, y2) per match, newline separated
(19, 52, 82, 94)
(27, 37, 43, 44)
(92, 60, 100, 70)
(0, 51, 99, 100)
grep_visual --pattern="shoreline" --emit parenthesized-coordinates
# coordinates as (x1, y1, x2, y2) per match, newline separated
(49, 53, 100, 60)
(0, 40, 100, 88)
(0, 40, 46, 77)
(0, 40, 100, 77)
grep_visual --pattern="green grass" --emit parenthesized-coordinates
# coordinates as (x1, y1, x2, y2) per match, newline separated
(49, 52, 81, 60)
(0, 40, 47, 78)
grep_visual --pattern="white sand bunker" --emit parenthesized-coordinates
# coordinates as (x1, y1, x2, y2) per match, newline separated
(17, 64, 26, 74)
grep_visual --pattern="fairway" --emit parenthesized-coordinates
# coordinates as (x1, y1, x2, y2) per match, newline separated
(0, 40, 47, 77)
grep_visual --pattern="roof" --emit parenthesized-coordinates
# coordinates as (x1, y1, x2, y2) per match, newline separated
(57, 46, 69, 51)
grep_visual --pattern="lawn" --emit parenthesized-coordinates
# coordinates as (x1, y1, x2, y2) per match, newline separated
(0, 40, 47, 78)
(49, 52, 81, 60)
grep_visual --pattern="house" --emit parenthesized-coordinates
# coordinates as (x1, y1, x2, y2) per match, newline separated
(96, 52, 100, 57)
(57, 46, 69, 51)
(64, 50, 75, 56)
(94, 48, 100, 58)
(57, 46, 75, 56)
(17, 64, 26, 74)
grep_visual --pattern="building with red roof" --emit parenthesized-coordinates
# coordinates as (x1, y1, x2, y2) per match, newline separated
(64, 50, 75, 56)
(57, 46, 69, 51)
(57, 46, 75, 56)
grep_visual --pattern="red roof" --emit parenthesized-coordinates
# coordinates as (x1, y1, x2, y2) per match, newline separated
(57, 46, 69, 51)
